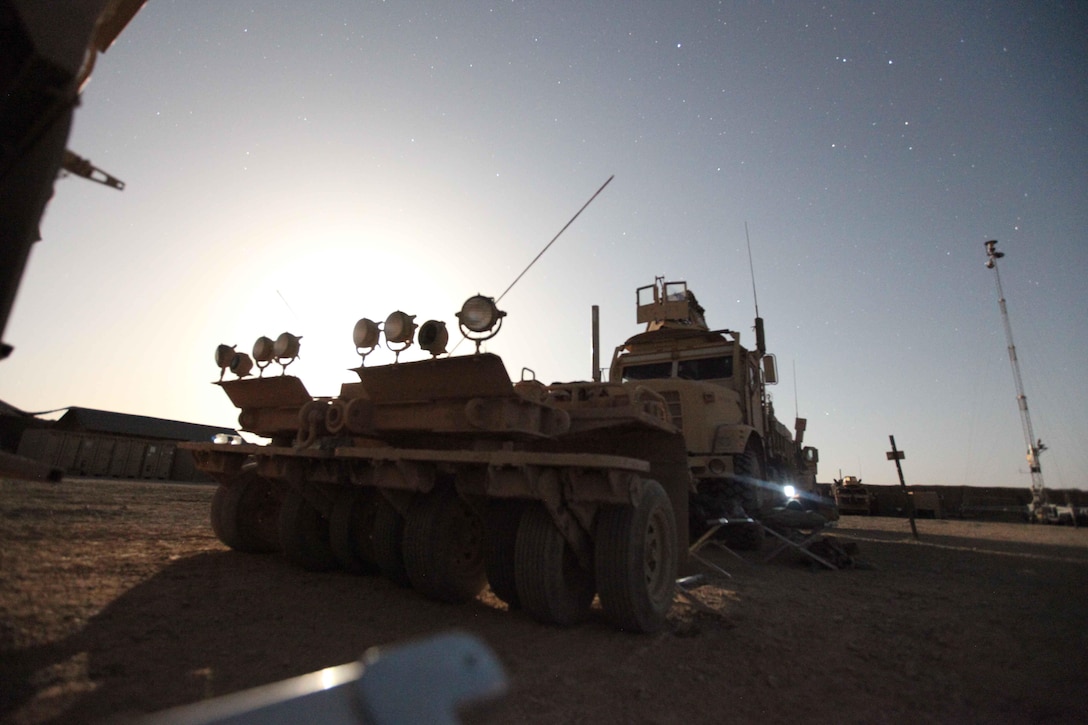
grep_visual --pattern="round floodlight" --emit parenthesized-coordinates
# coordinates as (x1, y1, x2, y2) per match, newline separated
(384, 311, 417, 345)
(783, 484, 797, 499)
(252, 336, 275, 363)
(353, 318, 380, 349)
(274, 332, 302, 361)
(457, 295, 503, 334)
(215, 344, 236, 370)
(418, 320, 449, 356)
(229, 352, 254, 377)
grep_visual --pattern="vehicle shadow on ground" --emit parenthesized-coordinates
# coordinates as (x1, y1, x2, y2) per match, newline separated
(3, 550, 529, 724)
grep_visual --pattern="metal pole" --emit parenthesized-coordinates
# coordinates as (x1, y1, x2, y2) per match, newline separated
(591, 305, 601, 382)
(983, 240, 1047, 519)
(887, 435, 918, 540)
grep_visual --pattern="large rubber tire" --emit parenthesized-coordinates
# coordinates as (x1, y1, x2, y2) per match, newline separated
(369, 495, 410, 586)
(277, 489, 337, 571)
(595, 480, 678, 633)
(210, 474, 280, 553)
(724, 449, 765, 551)
(732, 449, 764, 512)
(484, 499, 524, 609)
(402, 489, 487, 603)
(329, 487, 380, 574)
(514, 504, 595, 626)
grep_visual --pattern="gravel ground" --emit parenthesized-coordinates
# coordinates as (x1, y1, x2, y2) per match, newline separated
(1, 477, 1087, 724)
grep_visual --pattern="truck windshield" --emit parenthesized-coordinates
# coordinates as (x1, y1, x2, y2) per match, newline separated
(620, 356, 732, 381)
(677, 356, 732, 380)
(621, 362, 672, 381)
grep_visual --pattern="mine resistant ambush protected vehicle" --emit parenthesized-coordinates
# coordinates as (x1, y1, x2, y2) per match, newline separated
(182, 280, 817, 633)
(184, 294, 689, 634)
(610, 280, 820, 546)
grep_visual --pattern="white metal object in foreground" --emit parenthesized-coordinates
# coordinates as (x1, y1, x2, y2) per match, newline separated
(142, 631, 507, 725)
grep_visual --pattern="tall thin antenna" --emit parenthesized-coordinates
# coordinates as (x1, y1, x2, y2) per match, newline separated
(744, 221, 760, 318)
(449, 175, 614, 356)
(793, 359, 799, 420)
(497, 175, 614, 304)
(745, 221, 766, 354)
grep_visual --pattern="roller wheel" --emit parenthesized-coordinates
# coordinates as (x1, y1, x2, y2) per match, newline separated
(329, 487, 380, 574)
(484, 499, 524, 608)
(595, 480, 678, 633)
(369, 495, 409, 586)
(210, 473, 280, 553)
(403, 489, 487, 603)
(277, 489, 337, 571)
(515, 504, 595, 626)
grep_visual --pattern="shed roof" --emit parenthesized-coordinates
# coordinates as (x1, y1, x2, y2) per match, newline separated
(55, 407, 237, 442)
(0, 399, 30, 418)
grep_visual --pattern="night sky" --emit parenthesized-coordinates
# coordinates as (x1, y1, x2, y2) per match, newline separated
(3, 1, 1085, 490)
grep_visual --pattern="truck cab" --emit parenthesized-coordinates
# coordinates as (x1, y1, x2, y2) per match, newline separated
(608, 279, 818, 531)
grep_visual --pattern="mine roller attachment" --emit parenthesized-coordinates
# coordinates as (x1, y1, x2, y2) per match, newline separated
(594, 480, 678, 633)
(184, 290, 693, 634)
(329, 487, 381, 575)
(209, 471, 280, 554)
(369, 495, 410, 587)
(483, 499, 525, 609)
(278, 488, 338, 572)
(514, 504, 597, 626)
(403, 487, 488, 603)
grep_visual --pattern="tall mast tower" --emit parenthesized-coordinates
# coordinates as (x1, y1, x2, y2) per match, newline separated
(984, 240, 1048, 520)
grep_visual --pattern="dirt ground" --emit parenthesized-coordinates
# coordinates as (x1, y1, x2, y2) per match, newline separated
(1, 478, 1086, 725)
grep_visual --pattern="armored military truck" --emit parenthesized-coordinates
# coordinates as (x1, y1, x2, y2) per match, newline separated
(831, 475, 875, 515)
(604, 279, 820, 546)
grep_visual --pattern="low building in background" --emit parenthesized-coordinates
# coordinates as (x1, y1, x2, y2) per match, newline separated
(1, 402, 236, 482)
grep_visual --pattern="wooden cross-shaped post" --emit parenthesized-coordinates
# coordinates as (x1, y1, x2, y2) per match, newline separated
(887, 435, 919, 540)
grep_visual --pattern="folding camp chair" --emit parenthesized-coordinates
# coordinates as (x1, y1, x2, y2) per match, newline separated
(687, 516, 754, 578)
(760, 509, 838, 570)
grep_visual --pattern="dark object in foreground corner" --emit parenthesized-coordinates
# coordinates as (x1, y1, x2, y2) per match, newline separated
(140, 631, 507, 725)
(0, 450, 62, 482)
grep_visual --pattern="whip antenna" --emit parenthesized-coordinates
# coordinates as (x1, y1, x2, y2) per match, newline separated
(449, 175, 614, 355)
(745, 221, 760, 318)
(496, 175, 614, 303)
(745, 221, 766, 354)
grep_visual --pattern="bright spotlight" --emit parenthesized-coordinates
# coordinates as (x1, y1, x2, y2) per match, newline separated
(353, 318, 380, 350)
(384, 311, 417, 345)
(457, 295, 504, 334)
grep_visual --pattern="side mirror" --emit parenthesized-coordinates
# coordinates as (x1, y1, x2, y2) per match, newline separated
(762, 354, 778, 385)
(803, 446, 819, 463)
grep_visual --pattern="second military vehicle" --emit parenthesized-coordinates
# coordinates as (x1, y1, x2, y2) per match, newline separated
(605, 279, 821, 546)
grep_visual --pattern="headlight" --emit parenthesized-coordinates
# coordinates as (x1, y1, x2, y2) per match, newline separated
(229, 352, 254, 377)
(215, 344, 236, 370)
(457, 295, 503, 334)
(352, 318, 380, 349)
(273, 332, 301, 359)
(783, 484, 797, 499)
(252, 336, 275, 363)
(418, 320, 449, 356)
(384, 311, 417, 344)
(273, 332, 302, 371)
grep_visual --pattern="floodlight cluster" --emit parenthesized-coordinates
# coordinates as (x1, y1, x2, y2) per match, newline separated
(214, 294, 506, 379)
(215, 332, 302, 380)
